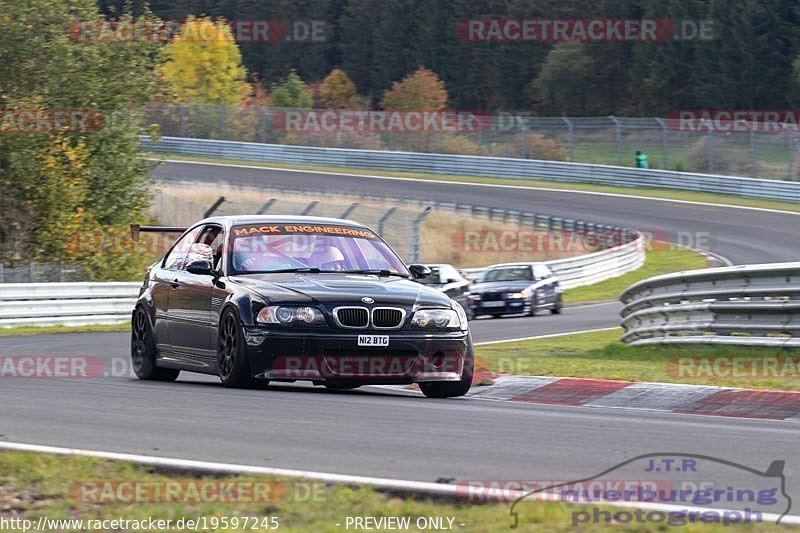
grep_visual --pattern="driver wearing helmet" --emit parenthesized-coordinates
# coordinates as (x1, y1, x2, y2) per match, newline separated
(309, 245, 347, 271)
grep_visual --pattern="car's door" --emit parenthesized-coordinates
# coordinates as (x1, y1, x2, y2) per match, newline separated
(155, 226, 203, 353)
(168, 224, 224, 367)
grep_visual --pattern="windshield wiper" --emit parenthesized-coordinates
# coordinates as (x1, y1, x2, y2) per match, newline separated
(260, 267, 322, 274)
(342, 269, 410, 278)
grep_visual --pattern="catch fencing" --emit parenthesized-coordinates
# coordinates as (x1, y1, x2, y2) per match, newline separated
(620, 263, 800, 347)
(143, 104, 800, 181)
(142, 136, 800, 203)
(0, 202, 644, 327)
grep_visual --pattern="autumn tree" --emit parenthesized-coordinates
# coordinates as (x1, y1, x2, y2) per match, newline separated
(271, 69, 313, 108)
(318, 68, 359, 108)
(0, 0, 160, 279)
(381, 66, 448, 110)
(157, 16, 249, 105)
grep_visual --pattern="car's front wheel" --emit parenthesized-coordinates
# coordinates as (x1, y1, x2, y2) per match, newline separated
(419, 351, 474, 398)
(218, 309, 268, 389)
(131, 307, 180, 382)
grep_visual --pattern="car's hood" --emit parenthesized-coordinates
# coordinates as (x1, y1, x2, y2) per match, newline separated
(229, 273, 453, 308)
(470, 280, 533, 293)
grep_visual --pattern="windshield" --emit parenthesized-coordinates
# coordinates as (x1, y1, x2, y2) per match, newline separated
(229, 223, 408, 275)
(480, 266, 533, 283)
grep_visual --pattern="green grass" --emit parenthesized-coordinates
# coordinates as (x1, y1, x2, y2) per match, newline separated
(0, 451, 791, 532)
(0, 323, 129, 336)
(146, 153, 800, 214)
(476, 328, 800, 391)
(564, 242, 710, 304)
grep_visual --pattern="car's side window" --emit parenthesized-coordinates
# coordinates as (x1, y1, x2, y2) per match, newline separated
(441, 266, 459, 282)
(533, 264, 551, 280)
(196, 225, 224, 269)
(162, 227, 203, 271)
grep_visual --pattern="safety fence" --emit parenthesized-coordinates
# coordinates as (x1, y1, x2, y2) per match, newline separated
(620, 263, 800, 347)
(142, 136, 800, 203)
(143, 104, 800, 181)
(1, 205, 644, 327)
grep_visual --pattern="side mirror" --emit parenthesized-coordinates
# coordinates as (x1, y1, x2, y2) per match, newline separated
(408, 264, 432, 280)
(186, 259, 214, 276)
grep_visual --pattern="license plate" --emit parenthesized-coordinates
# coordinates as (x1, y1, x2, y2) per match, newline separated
(482, 301, 506, 308)
(358, 335, 389, 347)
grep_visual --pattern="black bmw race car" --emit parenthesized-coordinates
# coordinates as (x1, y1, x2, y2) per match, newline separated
(130, 216, 473, 398)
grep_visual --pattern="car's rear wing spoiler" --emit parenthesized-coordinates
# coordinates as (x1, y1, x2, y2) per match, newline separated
(130, 224, 188, 242)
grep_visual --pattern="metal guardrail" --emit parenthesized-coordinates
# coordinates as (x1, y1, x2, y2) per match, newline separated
(0, 282, 139, 327)
(143, 136, 800, 203)
(620, 263, 800, 347)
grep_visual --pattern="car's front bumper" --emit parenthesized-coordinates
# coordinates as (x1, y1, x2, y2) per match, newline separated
(469, 298, 527, 316)
(243, 327, 472, 384)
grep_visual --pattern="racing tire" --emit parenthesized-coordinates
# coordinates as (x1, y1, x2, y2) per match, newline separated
(131, 307, 180, 382)
(419, 369, 473, 398)
(551, 295, 563, 315)
(218, 309, 268, 389)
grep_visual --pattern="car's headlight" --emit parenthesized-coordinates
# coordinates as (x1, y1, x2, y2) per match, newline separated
(257, 306, 325, 325)
(468, 294, 482, 301)
(411, 308, 464, 330)
(507, 292, 525, 299)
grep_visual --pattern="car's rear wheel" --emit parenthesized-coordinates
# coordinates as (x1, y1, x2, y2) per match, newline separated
(131, 307, 180, 382)
(218, 309, 268, 389)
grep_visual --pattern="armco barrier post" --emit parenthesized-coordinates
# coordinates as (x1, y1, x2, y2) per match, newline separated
(378, 207, 397, 237)
(300, 201, 319, 216)
(204, 196, 226, 218)
(340, 203, 359, 218)
(408, 207, 432, 264)
(655, 117, 670, 169)
(610, 116, 622, 166)
(562, 117, 575, 162)
(256, 198, 277, 215)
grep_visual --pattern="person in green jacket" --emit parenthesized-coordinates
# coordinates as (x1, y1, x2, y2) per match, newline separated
(635, 150, 649, 169)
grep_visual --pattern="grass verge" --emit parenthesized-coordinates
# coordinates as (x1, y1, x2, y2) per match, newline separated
(0, 451, 789, 532)
(146, 153, 800, 215)
(0, 323, 129, 337)
(475, 328, 800, 391)
(564, 242, 710, 304)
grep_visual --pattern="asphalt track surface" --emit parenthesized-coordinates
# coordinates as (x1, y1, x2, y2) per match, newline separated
(3, 162, 800, 520)
(1, 331, 799, 518)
